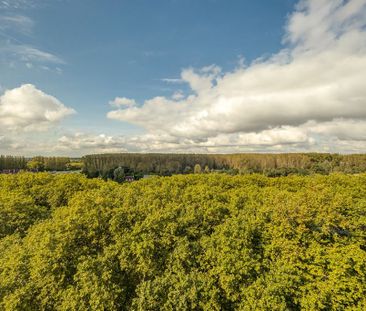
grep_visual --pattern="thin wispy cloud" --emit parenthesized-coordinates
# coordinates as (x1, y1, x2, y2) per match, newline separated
(0, 43, 65, 64)
(0, 14, 34, 35)
(0, 0, 35, 9)
(0, 13, 65, 69)
(0, 0, 42, 9)
(161, 78, 184, 84)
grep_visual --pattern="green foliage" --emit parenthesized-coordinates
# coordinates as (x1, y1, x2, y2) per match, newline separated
(0, 173, 365, 310)
(82, 153, 366, 178)
(30, 156, 73, 171)
(0, 190, 48, 238)
(113, 167, 125, 183)
(0, 155, 78, 172)
(26, 159, 45, 171)
(66, 161, 84, 171)
(0, 155, 26, 170)
(194, 164, 202, 174)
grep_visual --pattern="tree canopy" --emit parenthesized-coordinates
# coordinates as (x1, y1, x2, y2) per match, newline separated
(0, 172, 365, 310)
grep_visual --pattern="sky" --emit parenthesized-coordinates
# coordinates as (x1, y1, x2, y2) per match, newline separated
(0, 0, 366, 156)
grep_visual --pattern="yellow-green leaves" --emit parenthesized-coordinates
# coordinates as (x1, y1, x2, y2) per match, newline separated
(0, 173, 365, 310)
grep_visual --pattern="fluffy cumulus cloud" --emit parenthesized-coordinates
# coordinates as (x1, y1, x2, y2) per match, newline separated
(106, 0, 366, 153)
(0, 84, 75, 132)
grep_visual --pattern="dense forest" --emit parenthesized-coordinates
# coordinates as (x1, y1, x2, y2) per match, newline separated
(0, 172, 365, 310)
(82, 153, 366, 178)
(0, 155, 82, 172)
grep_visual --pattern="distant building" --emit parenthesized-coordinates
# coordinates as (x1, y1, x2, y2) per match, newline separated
(125, 176, 135, 182)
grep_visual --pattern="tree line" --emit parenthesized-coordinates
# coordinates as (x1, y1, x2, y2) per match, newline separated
(0, 155, 83, 172)
(3, 153, 365, 177)
(0, 155, 27, 170)
(0, 172, 365, 310)
(82, 153, 366, 179)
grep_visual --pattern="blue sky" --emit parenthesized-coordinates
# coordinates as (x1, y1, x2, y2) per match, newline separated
(1, 0, 293, 124)
(1, 0, 366, 155)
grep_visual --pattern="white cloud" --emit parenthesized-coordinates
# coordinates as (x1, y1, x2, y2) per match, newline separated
(303, 119, 366, 141)
(172, 91, 185, 100)
(58, 133, 120, 149)
(0, 14, 65, 69)
(107, 0, 366, 153)
(48, 121, 366, 155)
(285, 0, 366, 52)
(55, 133, 128, 154)
(0, 43, 65, 64)
(4, 119, 366, 156)
(0, 14, 34, 34)
(0, 84, 75, 132)
(0, 0, 45, 9)
(0, 135, 12, 148)
(109, 97, 136, 108)
(161, 78, 184, 84)
(0, 0, 29, 9)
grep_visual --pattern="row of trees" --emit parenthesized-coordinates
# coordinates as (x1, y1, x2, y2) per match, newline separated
(26, 156, 79, 171)
(0, 155, 83, 172)
(82, 153, 220, 178)
(82, 153, 366, 178)
(0, 172, 365, 310)
(0, 155, 27, 170)
(3, 153, 365, 176)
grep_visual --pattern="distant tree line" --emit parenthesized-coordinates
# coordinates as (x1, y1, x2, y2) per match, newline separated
(27, 156, 75, 171)
(0, 155, 83, 172)
(82, 153, 366, 179)
(82, 153, 219, 179)
(0, 155, 27, 170)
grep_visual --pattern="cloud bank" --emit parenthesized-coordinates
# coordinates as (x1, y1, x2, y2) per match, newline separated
(106, 0, 366, 153)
